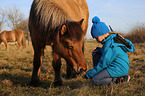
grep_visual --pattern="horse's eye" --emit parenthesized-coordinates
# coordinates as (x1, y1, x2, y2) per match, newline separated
(68, 46, 73, 49)
(65, 41, 73, 49)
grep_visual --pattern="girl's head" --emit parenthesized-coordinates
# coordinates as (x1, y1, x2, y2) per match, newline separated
(91, 16, 110, 41)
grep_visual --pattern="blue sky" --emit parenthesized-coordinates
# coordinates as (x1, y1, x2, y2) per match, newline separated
(0, 0, 145, 38)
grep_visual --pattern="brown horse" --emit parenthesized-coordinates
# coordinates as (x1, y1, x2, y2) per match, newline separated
(0, 29, 26, 50)
(29, 0, 89, 86)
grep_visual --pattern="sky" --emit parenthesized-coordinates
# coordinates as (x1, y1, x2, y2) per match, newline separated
(0, 0, 145, 38)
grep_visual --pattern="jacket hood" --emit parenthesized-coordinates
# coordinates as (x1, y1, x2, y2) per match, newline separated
(102, 34, 135, 52)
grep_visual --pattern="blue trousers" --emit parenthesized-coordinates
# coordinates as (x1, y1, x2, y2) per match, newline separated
(91, 69, 114, 85)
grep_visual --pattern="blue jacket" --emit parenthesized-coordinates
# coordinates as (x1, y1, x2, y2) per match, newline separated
(86, 34, 135, 79)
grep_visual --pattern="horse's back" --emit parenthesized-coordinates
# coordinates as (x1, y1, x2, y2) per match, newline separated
(0, 30, 15, 42)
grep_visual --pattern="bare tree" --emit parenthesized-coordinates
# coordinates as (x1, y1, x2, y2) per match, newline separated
(6, 5, 24, 30)
(17, 19, 28, 32)
(17, 18, 30, 44)
(0, 8, 6, 32)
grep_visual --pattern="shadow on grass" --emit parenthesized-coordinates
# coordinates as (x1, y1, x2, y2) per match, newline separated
(0, 72, 53, 88)
(0, 65, 89, 89)
(0, 65, 32, 72)
(0, 66, 52, 88)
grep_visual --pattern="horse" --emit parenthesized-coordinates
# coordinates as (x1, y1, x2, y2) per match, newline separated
(29, 0, 89, 86)
(0, 29, 26, 50)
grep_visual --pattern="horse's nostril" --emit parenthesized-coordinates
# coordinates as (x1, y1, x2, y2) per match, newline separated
(80, 68, 87, 73)
(80, 68, 84, 72)
(73, 67, 87, 74)
(84, 68, 87, 71)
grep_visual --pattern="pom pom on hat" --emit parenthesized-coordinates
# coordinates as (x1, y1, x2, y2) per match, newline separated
(91, 16, 110, 38)
(92, 16, 100, 23)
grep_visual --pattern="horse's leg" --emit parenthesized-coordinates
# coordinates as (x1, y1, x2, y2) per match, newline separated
(17, 40, 22, 50)
(3, 41, 8, 50)
(52, 52, 62, 86)
(30, 46, 45, 86)
(0, 41, 2, 49)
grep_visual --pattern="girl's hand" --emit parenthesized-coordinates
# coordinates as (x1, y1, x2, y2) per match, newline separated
(85, 69, 97, 79)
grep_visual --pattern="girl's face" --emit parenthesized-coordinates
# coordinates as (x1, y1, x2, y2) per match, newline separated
(95, 35, 104, 43)
(95, 32, 110, 43)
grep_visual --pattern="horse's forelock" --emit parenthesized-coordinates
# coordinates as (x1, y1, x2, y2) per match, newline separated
(64, 22, 84, 41)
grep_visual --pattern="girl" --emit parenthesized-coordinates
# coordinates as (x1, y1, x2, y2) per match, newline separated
(84, 16, 135, 85)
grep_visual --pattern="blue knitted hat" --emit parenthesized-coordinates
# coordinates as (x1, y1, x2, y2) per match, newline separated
(91, 16, 110, 38)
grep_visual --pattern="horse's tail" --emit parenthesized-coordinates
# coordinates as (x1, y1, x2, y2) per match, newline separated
(22, 32, 26, 48)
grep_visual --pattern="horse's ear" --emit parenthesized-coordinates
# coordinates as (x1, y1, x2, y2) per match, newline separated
(60, 24, 67, 35)
(78, 19, 84, 25)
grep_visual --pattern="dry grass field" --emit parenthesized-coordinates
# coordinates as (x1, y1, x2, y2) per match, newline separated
(0, 39, 145, 96)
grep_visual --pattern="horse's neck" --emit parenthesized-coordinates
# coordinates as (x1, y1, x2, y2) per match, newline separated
(73, 0, 84, 4)
(53, 0, 86, 20)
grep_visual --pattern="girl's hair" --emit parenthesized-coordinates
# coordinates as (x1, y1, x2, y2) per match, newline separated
(108, 31, 124, 39)
(108, 31, 118, 34)
(99, 31, 118, 38)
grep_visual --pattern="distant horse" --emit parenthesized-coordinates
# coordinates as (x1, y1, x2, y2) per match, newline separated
(0, 29, 26, 50)
(29, 0, 89, 86)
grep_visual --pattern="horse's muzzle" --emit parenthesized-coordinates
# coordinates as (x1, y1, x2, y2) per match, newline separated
(73, 67, 87, 74)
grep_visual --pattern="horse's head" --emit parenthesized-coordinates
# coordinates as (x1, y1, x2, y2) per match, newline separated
(52, 19, 87, 76)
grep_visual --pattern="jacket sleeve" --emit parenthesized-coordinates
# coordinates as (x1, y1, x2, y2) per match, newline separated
(86, 47, 118, 79)
(125, 39, 135, 52)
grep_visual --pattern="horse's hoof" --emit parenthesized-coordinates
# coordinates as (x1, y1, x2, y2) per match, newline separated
(53, 81, 63, 87)
(64, 75, 71, 79)
(28, 81, 41, 87)
(65, 74, 77, 79)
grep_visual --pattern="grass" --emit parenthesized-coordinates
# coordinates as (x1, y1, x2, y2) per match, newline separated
(125, 24, 145, 43)
(0, 40, 145, 96)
